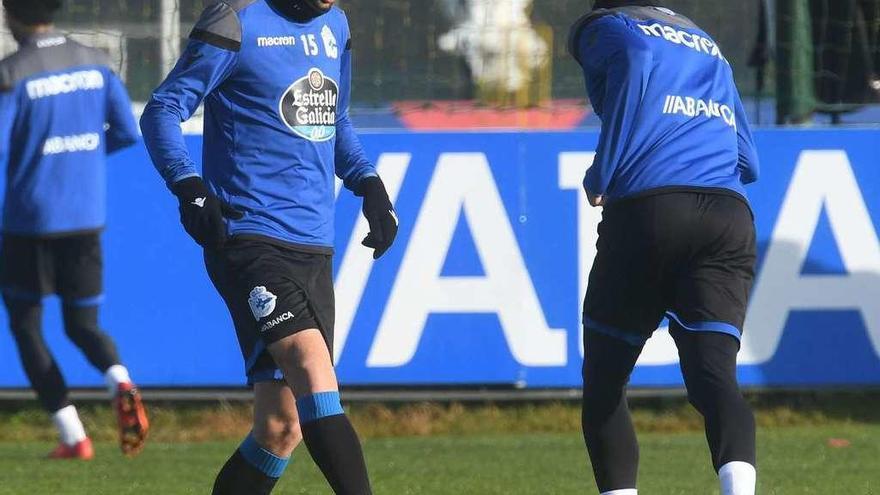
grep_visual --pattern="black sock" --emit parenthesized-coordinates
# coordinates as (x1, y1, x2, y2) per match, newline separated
(212, 434, 290, 495)
(297, 392, 372, 495)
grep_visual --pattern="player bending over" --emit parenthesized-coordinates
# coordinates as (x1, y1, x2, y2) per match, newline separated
(141, 0, 397, 493)
(0, 0, 149, 459)
(569, 2, 760, 494)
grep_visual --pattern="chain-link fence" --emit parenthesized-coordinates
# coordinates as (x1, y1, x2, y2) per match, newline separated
(777, 0, 880, 123)
(2, 1, 878, 122)
(0, 0, 761, 103)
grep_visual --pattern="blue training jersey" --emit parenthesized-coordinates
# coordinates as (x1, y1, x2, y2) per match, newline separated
(568, 5, 760, 202)
(140, 0, 377, 251)
(0, 32, 139, 236)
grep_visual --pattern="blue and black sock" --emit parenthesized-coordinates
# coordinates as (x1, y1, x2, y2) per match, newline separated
(212, 432, 290, 495)
(297, 391, 372, 495)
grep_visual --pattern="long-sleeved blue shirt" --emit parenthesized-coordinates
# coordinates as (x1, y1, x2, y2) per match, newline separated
(140, 0, 377, 251)
(0, 32, 139, 235)
(568, 5, 759, 202)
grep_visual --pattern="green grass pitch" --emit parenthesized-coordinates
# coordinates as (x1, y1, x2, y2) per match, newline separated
(0, 425, 877, 494)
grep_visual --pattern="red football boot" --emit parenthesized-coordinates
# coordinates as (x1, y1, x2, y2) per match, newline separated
(114, 382, 149, 456)
(48, 438, 94, 460)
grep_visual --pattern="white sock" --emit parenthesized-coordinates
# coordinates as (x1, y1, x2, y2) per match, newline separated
(104, 364, 132, 395)
(601, 490, 637, 495)
(52, 405, 87, 446)
(719, 461, 756, 495)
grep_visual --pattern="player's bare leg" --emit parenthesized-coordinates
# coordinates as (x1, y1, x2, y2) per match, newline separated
(213, 381, 301, 495)
(269, 329, 372, 495)
(252, 381, 303, 458)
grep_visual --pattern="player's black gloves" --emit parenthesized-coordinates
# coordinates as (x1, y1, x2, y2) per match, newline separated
(356, 176, 398, 259)
(170, 177, 243, 249)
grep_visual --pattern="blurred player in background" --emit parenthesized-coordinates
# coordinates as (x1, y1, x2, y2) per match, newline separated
(141, 0, 397, 493)
(0, 0, 148, 459)
(569, 1, 760, 494)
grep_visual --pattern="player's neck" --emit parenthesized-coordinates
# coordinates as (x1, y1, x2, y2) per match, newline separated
(12, 23, 54, 45)
(266, 0, 328, 23)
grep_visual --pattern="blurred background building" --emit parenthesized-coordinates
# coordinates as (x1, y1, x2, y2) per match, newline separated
(1, 0, 879, 127)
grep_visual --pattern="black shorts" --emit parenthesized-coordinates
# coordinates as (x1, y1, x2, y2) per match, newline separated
(583, 190, 756, 346)
(204, 237, 335, 384)
(0, 232, 104, 306)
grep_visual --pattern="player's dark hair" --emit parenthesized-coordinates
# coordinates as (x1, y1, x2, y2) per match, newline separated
(593, 0, 664, 9)
(3, 0, 63, 26)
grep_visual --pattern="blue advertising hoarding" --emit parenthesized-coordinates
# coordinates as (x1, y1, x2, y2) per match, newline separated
(0, 129, 878, 389)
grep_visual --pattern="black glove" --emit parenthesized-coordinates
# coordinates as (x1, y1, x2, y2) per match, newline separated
(356, 176, 398, 259)
(171, 177, 243, 249)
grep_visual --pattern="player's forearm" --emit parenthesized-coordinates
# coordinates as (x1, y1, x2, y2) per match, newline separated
(105, 119, 139, 155)
(734, 105, 760, 185)
(140, 100, 200, 186)
(737, 151, 760, 184)
(584, 158, 613, 197)
(104, 75, 140, 155)
(335, 116, 378, 191)
(0, 93, 15, 169)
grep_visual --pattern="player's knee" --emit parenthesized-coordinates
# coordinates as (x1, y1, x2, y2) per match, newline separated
(582, 376, 627, 424)
(254, 413, 303, 456)
(582, 364, 627, 405)
(62, 306, 99, 335)
(686, 378, 745, 417)
(284, 354, 332, 386)
(5, 301, 41, 334)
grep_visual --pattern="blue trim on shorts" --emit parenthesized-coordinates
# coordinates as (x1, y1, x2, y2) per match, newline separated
(63, 294, 105, 308)
(245, 339, 266, 374)
(244, 339, 284, 385)
(0, 286, 43, 302)
(666, 312, 742, 341)
(583, 316, 648, 346)
(247, 368, 284, 385)
(296, 391, 344, 424)
(240, 432, 290, 478)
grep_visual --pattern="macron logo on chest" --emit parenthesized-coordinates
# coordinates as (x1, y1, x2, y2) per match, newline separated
(257, 36, 297, 48)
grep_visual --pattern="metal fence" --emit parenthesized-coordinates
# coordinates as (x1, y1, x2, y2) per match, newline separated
(1, 0, 762, 104)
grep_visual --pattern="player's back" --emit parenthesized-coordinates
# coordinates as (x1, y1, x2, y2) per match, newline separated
(569, 5, 759, 202)
(0, 32, 137, 235)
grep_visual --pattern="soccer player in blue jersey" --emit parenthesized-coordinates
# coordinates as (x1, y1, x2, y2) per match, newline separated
(569, 2, 760, 494)
(141, 0, 396, 493)
(0, 0, 149, 460)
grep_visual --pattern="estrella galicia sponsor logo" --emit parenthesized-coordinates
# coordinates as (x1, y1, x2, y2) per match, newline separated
(279, 68, 338, 142)
(662, 95, 736, 129)
(261, 311, 295, 333)
(248, 286, 277, 321)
